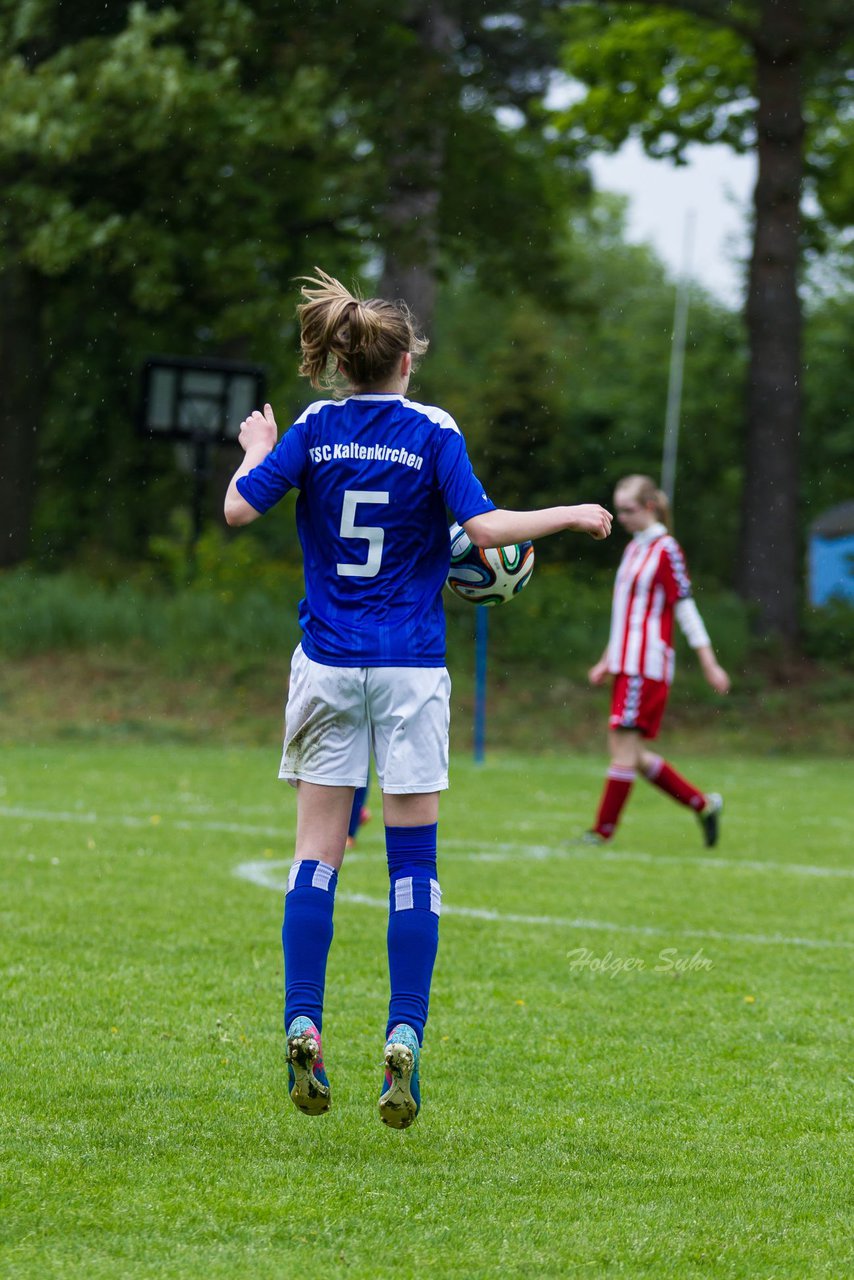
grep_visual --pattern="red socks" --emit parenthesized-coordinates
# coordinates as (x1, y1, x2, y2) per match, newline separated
(592, 755, 707, 841)
(592, 765, 636, 839)
(642, 754, 705, 811)
(592, 756, 707, 841)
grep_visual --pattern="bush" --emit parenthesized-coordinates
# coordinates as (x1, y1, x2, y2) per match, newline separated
(0, 560, 785, 684)
(446, 564, 752, 682)
(803, 600, 854, 668)
(0, 570, 303, 673)
(0, 571, 160, 656)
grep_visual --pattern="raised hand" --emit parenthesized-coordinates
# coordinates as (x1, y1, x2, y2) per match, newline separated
(238, 402, 278, 456)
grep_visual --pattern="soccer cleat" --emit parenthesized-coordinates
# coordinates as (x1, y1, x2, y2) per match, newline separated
(698, 793, 723, 848)
(570, 830, 607, 847)
(286, 1016, 331, 1116)
(379, 1023, 421, 1129)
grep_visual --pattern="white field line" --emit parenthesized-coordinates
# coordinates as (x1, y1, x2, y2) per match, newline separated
(1, 803, 847, 949)
(234, 860, 854, 952)
(0, 805, 286, 839)
(440, 838, 854, 879)
(0, 805, 851, 880)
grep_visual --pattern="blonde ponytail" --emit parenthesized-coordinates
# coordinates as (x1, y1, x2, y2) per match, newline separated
(296, 268, 428, 391)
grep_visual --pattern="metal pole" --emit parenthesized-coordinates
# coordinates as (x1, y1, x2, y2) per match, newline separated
(474, 605, 488, 764)
(661, 210, 695, 509)
(192, 433, 209, 549)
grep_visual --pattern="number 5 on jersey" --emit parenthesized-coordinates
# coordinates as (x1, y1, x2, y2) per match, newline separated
(337, 490, 390, 578)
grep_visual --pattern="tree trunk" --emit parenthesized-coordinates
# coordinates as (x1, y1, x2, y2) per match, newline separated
(377, 0, 457, 335)
(0, 264, 43, 566)
(738, 0, 804, 643)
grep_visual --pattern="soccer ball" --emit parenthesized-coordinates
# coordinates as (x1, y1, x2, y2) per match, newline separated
(446, 522, 535, 606)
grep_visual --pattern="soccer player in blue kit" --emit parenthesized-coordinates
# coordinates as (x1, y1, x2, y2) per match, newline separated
(225, 269, 612, 1127)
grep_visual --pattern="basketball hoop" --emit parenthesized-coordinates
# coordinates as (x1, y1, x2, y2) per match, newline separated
(139, 355, 267, 542)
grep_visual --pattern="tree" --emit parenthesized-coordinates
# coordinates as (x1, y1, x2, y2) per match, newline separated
(300, 0, 582, 331)
(0, 0, 369, 562)
(374, 1, 457, 327)
(425, 194, 747, 579)
(0, 0, 591, 561)
(802, 282, 854, 523)
(556, 0, 854, 642)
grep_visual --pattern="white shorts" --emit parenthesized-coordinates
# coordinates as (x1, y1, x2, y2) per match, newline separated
(279, 645, 451, 794)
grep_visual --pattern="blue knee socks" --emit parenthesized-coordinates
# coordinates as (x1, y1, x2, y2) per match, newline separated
(282, 859, 338, 1032)
(385, 823, 441, 1045)
(282, 832, 440, 1046)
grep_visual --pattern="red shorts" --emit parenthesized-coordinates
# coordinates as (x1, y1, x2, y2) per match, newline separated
(609, 674, 669, 740)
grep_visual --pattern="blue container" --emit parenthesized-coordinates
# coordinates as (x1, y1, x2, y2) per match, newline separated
(809, 502, 854, 606)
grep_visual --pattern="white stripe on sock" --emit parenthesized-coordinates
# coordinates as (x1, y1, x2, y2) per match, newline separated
(394, 876, 414, 911)
(607, 765, 636, 783)
(311, 862, 336, 891)
(430, 878, 442, 916)
(643, 754, 663, 781)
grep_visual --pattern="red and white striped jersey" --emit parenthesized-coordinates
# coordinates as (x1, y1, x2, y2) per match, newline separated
(606, 522, 693, 684)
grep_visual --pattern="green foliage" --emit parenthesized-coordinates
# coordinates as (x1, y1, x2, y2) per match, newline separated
(1, 4, 335, 299)
(1, 0, 593, 565)
(1, 0, 372, 561)
(446, 563, 754, 690)
(2, 0, 853, 625)
(0, 569, 155, 656)
(802, 286, 854, 519)
(2, 564, 851, 754)
(556, 0, 854, 205)
(803, 600, 854, 669)
(551, 1, 854, 642)
(557, 6, 754, 158)
(424, 196, 747, 581)
(440, 105, 585, 297)
(0, 559, 754, 682)
(0, 567, 303, 671)
(145, 511, 302, 598)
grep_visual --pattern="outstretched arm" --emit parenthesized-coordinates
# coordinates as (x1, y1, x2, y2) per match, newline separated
(224, 404, 278, 526)
(463, 504, 612, 548)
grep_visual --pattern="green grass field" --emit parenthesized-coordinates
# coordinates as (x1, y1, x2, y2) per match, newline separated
(1, 745, 851, 1278)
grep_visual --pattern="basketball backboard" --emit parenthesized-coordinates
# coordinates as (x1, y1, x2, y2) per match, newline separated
(139, 355, 266, 444)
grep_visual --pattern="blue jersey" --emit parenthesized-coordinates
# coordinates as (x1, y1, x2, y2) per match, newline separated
(236, 393, 495, 667)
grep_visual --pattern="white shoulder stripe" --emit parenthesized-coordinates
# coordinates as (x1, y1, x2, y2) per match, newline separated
(294, 399, 344, 426)
(402, 398, 461, 434)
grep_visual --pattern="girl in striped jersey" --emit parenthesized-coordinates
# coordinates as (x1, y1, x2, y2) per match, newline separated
(585, 474, 730, 846)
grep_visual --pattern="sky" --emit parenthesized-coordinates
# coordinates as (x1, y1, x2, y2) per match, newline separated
(590, 139, 756, 306)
